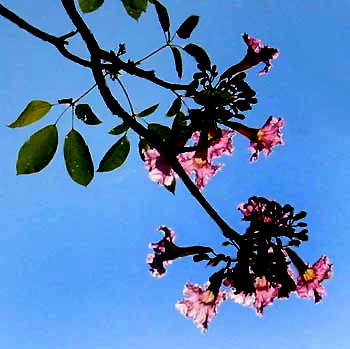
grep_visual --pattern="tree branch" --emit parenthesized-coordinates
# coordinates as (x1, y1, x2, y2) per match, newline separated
(61, 0, 242, 244)
(0, 3, 189, 91)
(0, 3, 91, 68)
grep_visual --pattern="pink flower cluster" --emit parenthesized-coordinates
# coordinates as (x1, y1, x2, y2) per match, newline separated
(237, 195, 290, 225)
(175, 255, 332, 332)
(229, 255, 332, 315)
(144, 129, 234, 190)
(173, 196, 332, 331)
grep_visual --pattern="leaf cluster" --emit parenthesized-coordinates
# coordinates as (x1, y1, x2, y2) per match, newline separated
(9, 99, 131, 187)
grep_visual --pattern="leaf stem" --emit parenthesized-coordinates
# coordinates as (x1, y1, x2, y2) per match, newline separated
(135, 43, 168, 65)
(73, 83, 97, 104)
(115, 76, 135, 116)
(55, 104, 72, 125)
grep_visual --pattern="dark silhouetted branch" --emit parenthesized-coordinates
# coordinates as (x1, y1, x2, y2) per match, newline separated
(61, 0, 242, 244)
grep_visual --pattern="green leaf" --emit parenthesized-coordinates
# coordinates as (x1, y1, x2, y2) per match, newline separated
(153, 0, 170, 34)
(148, 123, 171, 142)
(64, 129, 94, 186)
(108, 123, 129, 135)
(176, 15, 199, 39)
(97, 135, 130, 172)
(184, 43, 211, 71)
(75, 104, 102, 125)
(137, 104, 159, 117)
(16, 124, 58, 174)
(78, 0, 104, 13)
(170, 47, 183, 79)
(138, 137, 149, 161)
(121, 0, 148, 20)
(166, 97, 181, 116)
(170, 111, 188, 146)
(8, 100, 52, 128)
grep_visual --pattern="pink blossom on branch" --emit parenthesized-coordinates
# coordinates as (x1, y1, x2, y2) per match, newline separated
(249, 116, 284, 162)
(229, 277, 280, 316)
(178, 153, 224, 190)
(237, 197, 269, 220)
(178, 129, 234, 190)
(220, 33, 279, 79)
(144, 129, 234, 190)
(143, 147, 177, 186)
(252, 276, 280, 316)
(191, 129, 235, 162)
(147, 226, 213, 277)
(242, 33, 280, 76)
(229, 291, 254, 307)
(176, 282, 227, 332)
(147, 226, 178, 277)
(237, 196, 291, 225)
(296, 256, 333, 303)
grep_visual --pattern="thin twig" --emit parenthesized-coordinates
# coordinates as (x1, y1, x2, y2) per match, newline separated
(115, 77, 135, 116)
(0, 4, 189, 91)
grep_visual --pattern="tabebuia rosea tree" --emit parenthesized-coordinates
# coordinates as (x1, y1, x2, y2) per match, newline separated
(0, 0, 332, 333)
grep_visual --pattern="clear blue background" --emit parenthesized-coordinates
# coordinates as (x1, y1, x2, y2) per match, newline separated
(0, 0, 348, 348)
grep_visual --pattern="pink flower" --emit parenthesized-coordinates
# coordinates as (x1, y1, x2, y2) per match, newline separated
(296, 256, 333, 303)
(176, 282, 227, 332)
(227, 247, 296, 315)
(229, 291, 254, 306)
(252, 276, 280, 316)
(178, 153, 223, 190)
(249, 116, 284, 162)
(191, 130, 235, 162)
(147, 226, 179, 277)
(220, 33, 279, 79)
(144, 147, 177, 186)
(242, 33, 279, 76)
(178, 130, 234, 190)
(147, 226, 213, 277)
(144, 130, 234, 190)
(229, 277, 281, 316)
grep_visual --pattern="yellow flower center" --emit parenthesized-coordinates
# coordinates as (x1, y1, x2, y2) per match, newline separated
(202, 290, 215, 303)
(194, 149, 208, 163)
(303, 268, 315, 282)
(257, 129, 265, 142)
(255, 276, 268, 290)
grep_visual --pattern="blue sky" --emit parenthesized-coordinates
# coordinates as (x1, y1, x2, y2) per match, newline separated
(0, 0, 349, 348)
